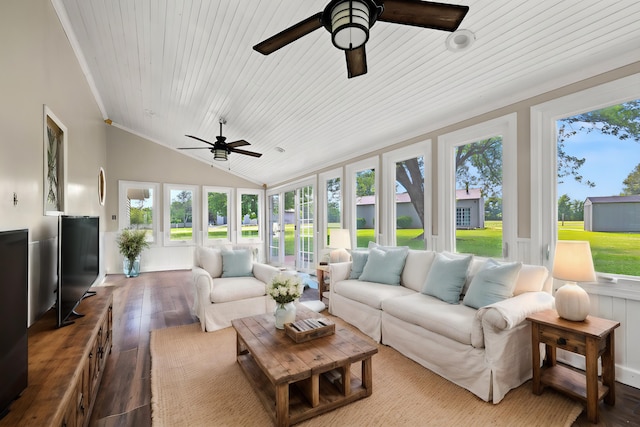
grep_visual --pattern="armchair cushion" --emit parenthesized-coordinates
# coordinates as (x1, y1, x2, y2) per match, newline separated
(221, 248, 253, 277)
(210, 277, 266, 303)
(197, 246, 222, 278)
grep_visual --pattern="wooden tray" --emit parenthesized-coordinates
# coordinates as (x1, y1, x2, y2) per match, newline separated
(284, 317, 335, 343)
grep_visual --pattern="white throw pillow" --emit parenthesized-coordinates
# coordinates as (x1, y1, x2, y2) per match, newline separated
(198, 246, 222, 278)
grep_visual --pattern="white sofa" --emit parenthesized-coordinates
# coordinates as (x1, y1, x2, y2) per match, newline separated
(191, 246, 280, 331)
(329, 248, 555, 403)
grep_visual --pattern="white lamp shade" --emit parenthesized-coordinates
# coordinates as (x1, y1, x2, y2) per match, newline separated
(552, 240, 596, 282)
(552, 240, 596, 321)
(329, 228, 351, 250)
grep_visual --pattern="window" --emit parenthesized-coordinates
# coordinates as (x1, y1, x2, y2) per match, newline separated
(438, 114, 517, 258)
(555, 100, 640, 276)
(319, 168, 343, 248)
(532, 74, 640, 279)
(531, 74, 640, 280)
(383, 141, 431, 249)
(347, 158, 378, 248)
(237, 189, 263, 242)
(456, 207, 470, 227)
(268, 193, 281, 261)
(203, 187, 231, 244)
(118, 181, 158, 243)
(164, 184, 198, 245)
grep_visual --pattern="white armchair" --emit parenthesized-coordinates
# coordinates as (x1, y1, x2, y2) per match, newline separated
(191, 246, 280, 331)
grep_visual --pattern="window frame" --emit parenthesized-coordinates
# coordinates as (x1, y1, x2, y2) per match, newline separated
(437, 113, 518, 259)
(163, 183, 199, 247)
(382, 140, 432, 248)
(531, 73, 640, 284)
(346, 156, 379, 249)
(202, 186, 232, 245)
(318, 168, 343, 251)
(118, 180, 159, 245)
(237, 188, 264, 243)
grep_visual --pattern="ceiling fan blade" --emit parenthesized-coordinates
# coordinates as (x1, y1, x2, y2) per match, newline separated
(346, 45, 367, 78)
(253, 12, 323, 55)
(185, 134, 215, 147)
(229, 147, 263, 158)
(379, 0, 469, 32)
(178, 147, 213, 150)
(227, 139, 251, 148)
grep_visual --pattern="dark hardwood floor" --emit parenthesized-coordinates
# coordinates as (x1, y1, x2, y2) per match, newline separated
(89, 270, 640, 426)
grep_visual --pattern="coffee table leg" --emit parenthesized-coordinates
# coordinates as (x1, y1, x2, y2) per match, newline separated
(275, 383, 289, 427)
(362, 357, 373, 396)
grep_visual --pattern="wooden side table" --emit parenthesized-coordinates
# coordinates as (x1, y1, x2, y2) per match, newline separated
(316, 264, 330, 303)
(527, 309, 620, 424)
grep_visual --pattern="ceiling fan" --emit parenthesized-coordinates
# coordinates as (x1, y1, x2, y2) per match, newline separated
(179, 120, 262, 161)
(253, 0, 469, 78)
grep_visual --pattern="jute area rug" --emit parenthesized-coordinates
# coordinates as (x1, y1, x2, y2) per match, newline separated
(150, 322, 582, 427)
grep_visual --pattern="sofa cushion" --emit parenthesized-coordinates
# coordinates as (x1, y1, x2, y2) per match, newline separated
(197, 246, 223, 278)
(513, 264, 548, 295)
(401, 250, 436, 292)
(209, 277, 266, 303)
(349, 250, 369, 279)
(421, 253, 472, 304)
(382, 293, 478, 346)
(462, 259, 522, 309)
(333, 279, 414, 309)
(359, 246, 409, 285)
(221, 248, 253, 278)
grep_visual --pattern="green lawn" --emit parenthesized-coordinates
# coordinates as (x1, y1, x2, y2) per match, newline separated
(557, 221, 640, 276)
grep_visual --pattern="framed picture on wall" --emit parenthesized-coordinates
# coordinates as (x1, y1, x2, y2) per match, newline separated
(43, 105, 67, 216)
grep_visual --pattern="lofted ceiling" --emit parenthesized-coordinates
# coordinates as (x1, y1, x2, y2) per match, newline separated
(53, 0, 640, 186)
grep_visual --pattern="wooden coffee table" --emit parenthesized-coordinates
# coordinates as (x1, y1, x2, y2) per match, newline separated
(231, 304, 378, 427)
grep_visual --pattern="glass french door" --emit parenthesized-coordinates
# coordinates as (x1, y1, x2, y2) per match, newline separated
(268, 185, 315, 272)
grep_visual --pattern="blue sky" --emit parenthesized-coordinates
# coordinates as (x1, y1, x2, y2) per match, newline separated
(557, 126, 640, 202)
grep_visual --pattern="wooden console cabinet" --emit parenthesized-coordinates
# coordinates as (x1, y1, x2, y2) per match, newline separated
(0, 288, 113, 427)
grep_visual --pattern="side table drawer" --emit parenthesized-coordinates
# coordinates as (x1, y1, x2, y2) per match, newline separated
(539, 326, 586, 354)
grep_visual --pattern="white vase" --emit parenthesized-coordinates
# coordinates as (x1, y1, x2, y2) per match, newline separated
(274, 302, 296, 329)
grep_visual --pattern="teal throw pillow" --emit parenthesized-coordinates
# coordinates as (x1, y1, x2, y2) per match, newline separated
(221, 249, 253, 278)
(462, 259, 522, 309)
(358, 247, 409, 286)
(421, 253, 472, 304)
(349, 250, 369, 279)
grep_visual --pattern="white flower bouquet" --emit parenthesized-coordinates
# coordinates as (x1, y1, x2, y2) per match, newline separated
(268, 273, 302, 305)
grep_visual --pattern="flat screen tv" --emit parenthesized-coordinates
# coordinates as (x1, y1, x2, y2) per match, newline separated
(57, 216, 99, 328)
(0, 229, 28, 419)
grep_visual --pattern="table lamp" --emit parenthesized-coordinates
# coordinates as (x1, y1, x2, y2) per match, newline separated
(329, 229, 351, 263)
(552, 240, 597, 321)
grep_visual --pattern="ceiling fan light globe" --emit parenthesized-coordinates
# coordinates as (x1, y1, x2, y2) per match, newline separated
(331, 0, 370, 50)
(213, 149, 228, 161)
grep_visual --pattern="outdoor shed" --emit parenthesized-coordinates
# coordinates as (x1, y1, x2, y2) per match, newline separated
(584, 195, 640, 232)
(456, 188, 485, 229)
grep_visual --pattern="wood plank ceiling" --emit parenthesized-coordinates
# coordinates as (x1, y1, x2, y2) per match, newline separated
(53, 0, 640, 186)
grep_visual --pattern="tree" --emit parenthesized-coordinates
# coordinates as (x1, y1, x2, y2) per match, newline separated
(558, 100, 640, 186)
(171, 191, 192, 224)
(455, 137, 503, 198)
(356, 169, 375, 196)
(207, 192, 227, 224)
(395, 157, 424, 233)
(621, 163, 640, 195)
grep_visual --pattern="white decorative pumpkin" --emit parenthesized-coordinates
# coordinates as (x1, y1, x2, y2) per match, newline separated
(555, 283, 590, 321)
